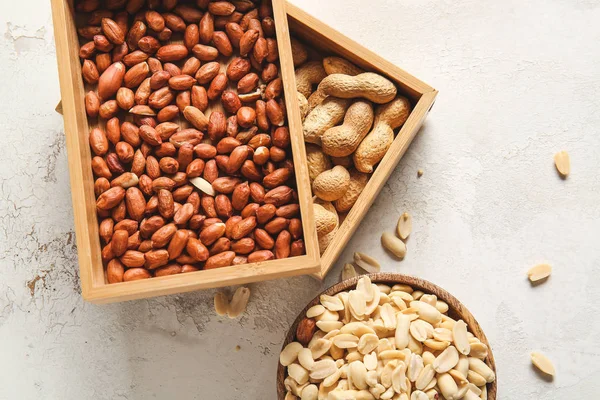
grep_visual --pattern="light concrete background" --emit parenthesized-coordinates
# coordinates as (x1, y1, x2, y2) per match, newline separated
(1, 0, 599, 398)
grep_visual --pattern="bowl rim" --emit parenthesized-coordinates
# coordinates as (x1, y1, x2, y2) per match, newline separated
(276, 273, 497, 399)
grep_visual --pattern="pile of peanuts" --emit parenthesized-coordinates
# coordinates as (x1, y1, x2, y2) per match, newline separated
(76, 0, 306, 282)
(280, 276, 495, 400)
(290, 39, 412, 254)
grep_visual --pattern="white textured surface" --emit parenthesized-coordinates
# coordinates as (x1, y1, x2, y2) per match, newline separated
(1, 0, 599, 398)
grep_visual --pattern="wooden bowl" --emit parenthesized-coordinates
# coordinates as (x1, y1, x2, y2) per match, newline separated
(277, 273, 497, 399)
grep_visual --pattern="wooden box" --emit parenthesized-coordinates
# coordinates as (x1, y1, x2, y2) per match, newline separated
(50, 0, 320, 303)
(284, 3, 438, 279)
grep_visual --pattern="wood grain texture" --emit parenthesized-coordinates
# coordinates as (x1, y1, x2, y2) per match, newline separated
(284, 3, 438, 279)
(276, 273, 497, 399)
(50, 0, 321, 304)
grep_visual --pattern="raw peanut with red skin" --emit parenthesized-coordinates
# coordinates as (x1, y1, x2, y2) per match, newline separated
(138, 36, 160, 53)
(227, 116, 239, 137)
(275, 230, 291, 259)
(139, 125, 162, 146)
(111, 230, 129, 257)
(174, 90, 190, 112)
(236, 126, 258, 144)
(192, 44, 219, 61)
(247, 19, 263, 37)
(272, 126, 290, 148)
(241, 202, 259, 218)
(208, 111, 227, 142)
(97, 186, 125, 210)
(232, 255, 247, 265)
(200, 222, 226, 245)
(296, 318, 316, 345)
(269, 146, 286, 163)
(114, 219, 138, 235)
(255, 100, 269, 132)
(164, 13, 186, 31)
(163, 62, 181, 76)
(138, 240, 154, 253)
(276, 204, 300, 218)
(123, 50, 148, 66)
(261, 62, 278, 83)
(204, 251, 236, 269)
(256, 203, 276, 224)
(176, 254, 197, 265)
(231, 181, 250, 210)
(126, 20, 146, 50)
(249, 182, 265, 203)
(99, 218, 114, 243)
(208, 73, 229, 100)
(265, 99, 284, 126)
(254, 228, 274, 249)
(111, 200, 126, 222)
(213, 31, 233, 57)
(221, 91, 242, 113)
(82, 60, 100, 84)
(155, 122, 179, 141)
(85, 91, 100, 117)
(195, 61, 220, 84)
(111, 172, 139, 189)
(92, 157, 112, 179)
(186, 159, 205, 178)
(201, 195, 218, 218)
(231, 237, 255, 254)
(288, 218, 303, 240)
(130, 150, 145, 177)
(151, 223, 177, 248)
(123, 268, 151, 281)
(217, 137, 241, 154)
(112, 42, 128, 62)
(236, 107, 256, 128)
(144, 196, 158, 216)
(79, 26, 102, 40)
(226, 58, 252, 83)
(237, 73, 259, 94)
(120, 250, 146, 267)
(253, 146, 269, 165)
(116, 87, 134, 110)
(167, 230, 189, 260)
(169, 128, 204, 147)
(215, 194, 233, 218)
(106, 259, 125, 283)
(149, 70, 171, 89)
(290, 239, 305, 257)
(155, 143, 176, 158)
(188, 214, 205, 230)
(227, 145, 252, 174)
(121, 122, 141, 147)
(89, 128, 109, 156)
(265, 217, 289, 235)
(187, 192, 201, 214)
(169, 74, 196, 90)
(225, 22, 244, 48)
(99, 100, 119, 119)
(264, 186, 293, 206)
(156, 43, 189, 62)
(134, 78, 152, 105)
(194, 143, 217, 160)
(199, 12, 214, 44)
(173, 202, 195, 225)
(140, 215, 165, 238)
(209, 237, 231, 255)
(181, 264, 199, 273)
(231, 216, 257, 239)
(225, 215, 242, 238)
(265, 38, 278, 63)
(181, 57, 201, 77)
(125, 187, 146, 221)
(209, 1, 236, 15)
(138, 175, 154, 197)
(124, 61, 149, 88)
(93, 34, 114, 53)
(102, 242, 114, 263)
(145, 249, 169, 269)
(252, 37, 268, 63)
(155, 264, 182, 276)
(184, 24, 200, 50)
(203, 159, 219, 183)
(248, 133, 271, 149)
(102, 18, 125, 44)
(105, 153, 125, 174)
(157, 189, 175, 218)
(212, 177, 241, 194)
(263, 168, 290, 188)
(191, 86, 209, 111)
(159, 157, 179, 174)
(239, 29, 259, 56)
(95, 177, 110, 197)
(177, 144, 194, 172)
(247, 250, 274, 263)
(145, 156, 160, 179)
(173, 185, 193, 202)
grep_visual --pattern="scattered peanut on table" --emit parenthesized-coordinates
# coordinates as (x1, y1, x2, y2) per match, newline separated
(77, 0, 307, 282)
(280, 276, 495, 400)
(291, 39, 412, 255)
